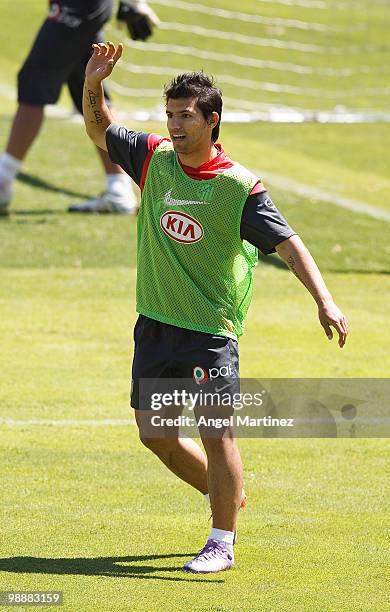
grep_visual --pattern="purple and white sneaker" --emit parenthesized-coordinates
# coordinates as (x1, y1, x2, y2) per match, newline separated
(183, 539, 234, 573)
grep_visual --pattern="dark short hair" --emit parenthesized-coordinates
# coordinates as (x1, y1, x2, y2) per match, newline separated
(164, 72, 223, 142)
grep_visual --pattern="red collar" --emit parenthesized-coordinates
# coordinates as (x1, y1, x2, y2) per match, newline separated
(178, 144, 235, 180)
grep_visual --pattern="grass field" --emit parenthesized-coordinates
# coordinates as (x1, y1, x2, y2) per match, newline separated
(1, 1, 390, 610)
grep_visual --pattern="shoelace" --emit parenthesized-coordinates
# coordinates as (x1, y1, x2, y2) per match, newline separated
(197, 540, 232, 561)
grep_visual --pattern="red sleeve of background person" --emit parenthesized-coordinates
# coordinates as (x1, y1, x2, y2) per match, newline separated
(139, 136, 267, 194)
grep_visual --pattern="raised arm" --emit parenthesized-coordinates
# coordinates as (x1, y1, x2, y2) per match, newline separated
(276, 235, 348, 348)
(82, 41, 123, 150)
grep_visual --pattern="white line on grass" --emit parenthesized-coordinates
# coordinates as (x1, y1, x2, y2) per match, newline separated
(108, 81, 162, 96)
(119, 38, 317, 75)
(158, 21, 380, 55)
(158, 21, 333, 53)
(117, 63, 390, 98)
(2, 78, 390, 125)
(0, 418, 136, 426)
(255, 0, 328, 7)
(118, 37, 377, 77)
(102, 92, 390, 125)
(109, 80, 303, 112)
(255, 0, 354, 9)
(257, 170, 390, 222)
(149, 0, 345, 31)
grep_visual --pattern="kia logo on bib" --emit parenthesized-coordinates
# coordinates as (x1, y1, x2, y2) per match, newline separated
(160, 211, 204, 244)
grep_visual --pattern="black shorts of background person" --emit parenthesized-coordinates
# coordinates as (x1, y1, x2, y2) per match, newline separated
(18, 1, 114, 114)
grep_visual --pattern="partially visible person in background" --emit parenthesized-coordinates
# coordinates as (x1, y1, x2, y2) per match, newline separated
(0, 0, 159, 216)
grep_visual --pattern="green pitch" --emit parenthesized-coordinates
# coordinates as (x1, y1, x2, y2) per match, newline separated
(1, 0, 390, 609)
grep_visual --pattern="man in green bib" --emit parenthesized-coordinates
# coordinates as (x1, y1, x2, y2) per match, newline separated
(82, 41, 348, 574)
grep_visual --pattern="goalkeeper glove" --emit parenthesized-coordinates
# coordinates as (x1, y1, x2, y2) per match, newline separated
(116, 1, 159, 41)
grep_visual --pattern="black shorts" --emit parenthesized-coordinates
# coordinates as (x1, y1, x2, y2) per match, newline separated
(131, 315, 240, 410)
(18, 1, 113, 113)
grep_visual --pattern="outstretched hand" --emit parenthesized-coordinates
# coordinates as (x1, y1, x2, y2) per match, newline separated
(318, 300, 349, 348)
(85, 41, 123, 88)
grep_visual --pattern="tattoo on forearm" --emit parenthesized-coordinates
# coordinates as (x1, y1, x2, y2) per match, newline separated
(85, 88, 102, 123)
(287, 255, 298, 276)
(84, 84, 109, 130)
(287, 255, 306, 287)
(88, 89, 99, 107)
(92, 109, 103, 124)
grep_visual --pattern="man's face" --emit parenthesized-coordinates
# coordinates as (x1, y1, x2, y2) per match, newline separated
(166, 97, 215, 157)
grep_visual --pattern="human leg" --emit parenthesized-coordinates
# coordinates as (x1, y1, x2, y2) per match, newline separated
(1, 14, 88, 212)
(6, 104, 44, 161)
(131, 316, 245, 573)
(131, 316, 209, 492)
(175, 330, 243, 572)
(174, 328, 243, 530)
(0, 103, 45, 213)
(181, 414, 241, 573)
(134, 408, 208, 494)
(199, 419, 243, 533)
(0, 15, 57, 212)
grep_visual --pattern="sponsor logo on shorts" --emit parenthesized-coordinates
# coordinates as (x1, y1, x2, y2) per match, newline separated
(193, 366, 209, 385)
(160, 211, 203, 244)
(193, 363, 234, 385)
(48, 3, 61, 20)
(263, 196, 276, 209)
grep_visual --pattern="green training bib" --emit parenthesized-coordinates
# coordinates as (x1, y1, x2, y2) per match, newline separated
(136, 141, 258, 339)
